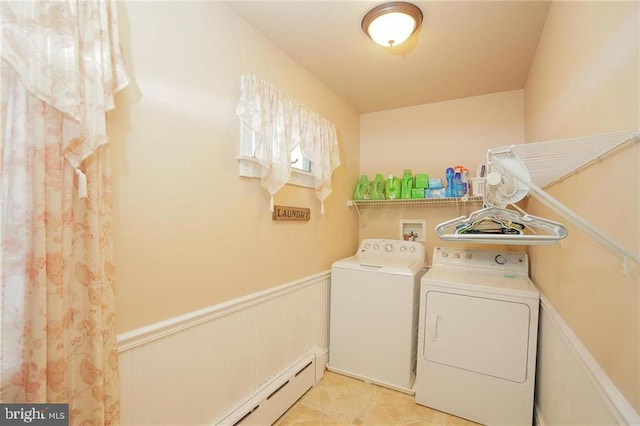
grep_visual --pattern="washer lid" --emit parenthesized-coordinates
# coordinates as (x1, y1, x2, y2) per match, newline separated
(422, 265, 538, 299)
(333, 255, 424, 276)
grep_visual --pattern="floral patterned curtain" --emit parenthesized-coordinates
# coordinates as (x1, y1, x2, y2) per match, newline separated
(0, 1, 128, 424)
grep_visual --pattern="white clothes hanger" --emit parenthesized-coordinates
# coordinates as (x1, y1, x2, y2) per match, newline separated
(435, 206, 568, 245)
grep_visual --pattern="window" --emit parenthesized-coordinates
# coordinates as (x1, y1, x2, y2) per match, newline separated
(290, 144, 311, 173)
(237, 124, 315, 188)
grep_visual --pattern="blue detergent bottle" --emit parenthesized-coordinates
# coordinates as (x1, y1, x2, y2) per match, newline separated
(445, 167, 454, 197)
(453, 168, 462, 197)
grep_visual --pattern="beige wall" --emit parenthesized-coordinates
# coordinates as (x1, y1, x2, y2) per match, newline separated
(108, 2, 360, 333)
(524, 1, 639, 411)
(359, 91, 525, 263)
(360, 90, 524, 178)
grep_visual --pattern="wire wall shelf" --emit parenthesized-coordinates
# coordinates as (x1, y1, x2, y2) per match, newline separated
(348, 196, 483, 207)
(348, 196, 484, 218)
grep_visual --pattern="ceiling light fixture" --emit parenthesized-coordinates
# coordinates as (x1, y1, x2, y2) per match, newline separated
(362, 2, 423, 48)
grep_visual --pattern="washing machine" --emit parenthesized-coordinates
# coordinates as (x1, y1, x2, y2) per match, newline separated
(416, 247, 539, 425)
(328, 238, 425, 393)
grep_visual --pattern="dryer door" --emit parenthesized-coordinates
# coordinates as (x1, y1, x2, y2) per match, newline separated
(423, 290, 531, 383)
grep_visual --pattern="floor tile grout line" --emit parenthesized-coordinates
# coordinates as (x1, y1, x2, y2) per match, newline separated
(278, 371, 480, 426)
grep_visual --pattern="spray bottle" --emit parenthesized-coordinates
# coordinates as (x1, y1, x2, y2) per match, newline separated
(461, 167, 469, 196)
(451, 166, 462, 197)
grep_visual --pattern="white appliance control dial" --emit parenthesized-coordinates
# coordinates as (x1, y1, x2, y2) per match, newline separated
(410, 247, 415, 252)
(400, 246, 407, 252)
(385, 243, 393, 252)
(442, 252, 449, 258)
(465, 253, 473, 260)
(374, 244, 379, 250)
(453, 253, 461, 259)
(495, 254, 508, 265)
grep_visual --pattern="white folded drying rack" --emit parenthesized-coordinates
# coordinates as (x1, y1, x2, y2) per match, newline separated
(435, 129, 640, 273)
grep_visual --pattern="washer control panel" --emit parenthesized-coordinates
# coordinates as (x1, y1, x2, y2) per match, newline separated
(358, 239, 425, 263)
(432, 247, 528, 273)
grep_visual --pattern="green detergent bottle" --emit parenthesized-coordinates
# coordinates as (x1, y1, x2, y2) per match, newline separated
(385, 175, 401, 200)
(401, 169, 413, 199)
(370, 173, 386, 200)
(353, 175, 370, 200)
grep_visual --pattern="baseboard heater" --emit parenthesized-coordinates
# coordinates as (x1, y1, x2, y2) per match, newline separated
(215, 352, 316, 426)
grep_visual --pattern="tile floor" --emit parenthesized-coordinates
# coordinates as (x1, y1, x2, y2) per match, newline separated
(275, 371, 480, 425)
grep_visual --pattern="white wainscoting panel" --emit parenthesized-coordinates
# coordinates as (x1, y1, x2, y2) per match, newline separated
(535, 295, 639, 425)
(118, 272, 330, 425)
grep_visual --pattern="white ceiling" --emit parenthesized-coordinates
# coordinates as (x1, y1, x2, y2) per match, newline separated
(226, 1, 551, 113)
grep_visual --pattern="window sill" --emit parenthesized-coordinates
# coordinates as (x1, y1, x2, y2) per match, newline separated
(237, 156, 315, 188)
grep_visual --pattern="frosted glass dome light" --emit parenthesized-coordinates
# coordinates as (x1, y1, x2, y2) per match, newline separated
(362, 2, 423, 47)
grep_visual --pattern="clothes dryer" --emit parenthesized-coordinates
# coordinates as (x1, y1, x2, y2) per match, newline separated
(416, 247, 539, 425)
(329, 239, 425, 393)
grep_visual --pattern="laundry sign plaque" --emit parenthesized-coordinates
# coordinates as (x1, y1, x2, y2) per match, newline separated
(272, 205, 310, 221)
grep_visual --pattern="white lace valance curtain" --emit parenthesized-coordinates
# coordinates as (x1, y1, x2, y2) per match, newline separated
(236, 74, 341, 213)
